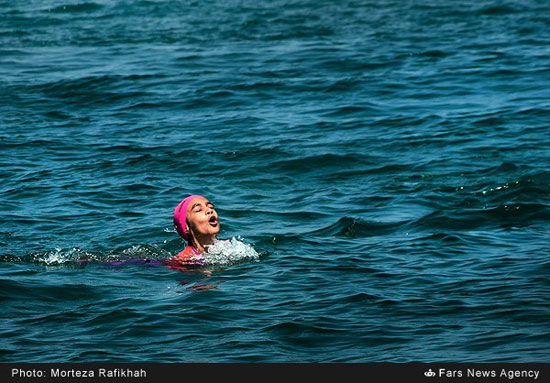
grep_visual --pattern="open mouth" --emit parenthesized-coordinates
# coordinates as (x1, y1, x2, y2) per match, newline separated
(208, 215, 218, 227)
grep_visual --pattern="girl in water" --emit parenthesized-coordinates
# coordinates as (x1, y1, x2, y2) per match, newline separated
(168, 195, 220, 265)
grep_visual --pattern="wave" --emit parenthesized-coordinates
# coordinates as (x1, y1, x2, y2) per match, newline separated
(308, 217, 405, 238)
(476, 5, 521, 16)
(0, 245, 167, 266)
(293, 197, 549, 241)
(474, 170, 550, 204)
(21, 74, 159, 107)
(0, 238, 261, 267)
(410, 203, 549, 231)
(267, 153, 373, 174)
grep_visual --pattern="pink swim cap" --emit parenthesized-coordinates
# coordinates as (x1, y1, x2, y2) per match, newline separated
(174, 195, 203, 240)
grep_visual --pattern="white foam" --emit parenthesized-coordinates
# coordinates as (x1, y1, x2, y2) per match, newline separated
(120, 244, 169, 259)
(37, 247, 97, 265)
(30, 245, 166, 265)
(199, 237, 260, 266)
(24, 240, 259, 267)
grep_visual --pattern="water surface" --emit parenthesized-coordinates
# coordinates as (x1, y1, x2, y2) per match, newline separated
(1, 0, 549, 362)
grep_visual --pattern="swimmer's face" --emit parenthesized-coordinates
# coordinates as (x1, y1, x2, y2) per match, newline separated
(186, 197, 220, 238)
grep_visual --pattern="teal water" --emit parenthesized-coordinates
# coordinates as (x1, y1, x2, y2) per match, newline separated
(1, 0, 549, 362)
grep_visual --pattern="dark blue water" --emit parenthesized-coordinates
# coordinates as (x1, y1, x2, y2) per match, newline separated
(1, 0, 549, 362)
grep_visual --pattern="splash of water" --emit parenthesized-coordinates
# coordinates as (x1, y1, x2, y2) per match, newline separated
(1, 239, 260, 267)
(197, 237, 261, 266)
(32, 247, 102, 265)
(1, 244, 171, 265)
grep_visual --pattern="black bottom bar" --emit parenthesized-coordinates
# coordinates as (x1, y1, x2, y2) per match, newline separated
(1, 363, 548, 383)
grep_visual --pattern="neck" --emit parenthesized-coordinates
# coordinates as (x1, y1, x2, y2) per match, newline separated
(189, 234, 216, 254)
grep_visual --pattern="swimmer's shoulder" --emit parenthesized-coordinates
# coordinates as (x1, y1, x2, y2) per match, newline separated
(171, 246, 197, 262)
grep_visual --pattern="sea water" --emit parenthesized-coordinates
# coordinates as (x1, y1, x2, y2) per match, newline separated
(0, 0, 549, 362)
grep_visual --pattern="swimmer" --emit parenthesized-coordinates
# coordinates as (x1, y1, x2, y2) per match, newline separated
(169, 195, 220, 265)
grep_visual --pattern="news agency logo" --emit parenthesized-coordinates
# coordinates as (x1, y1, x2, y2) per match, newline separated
(424, 369, 436, 378)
